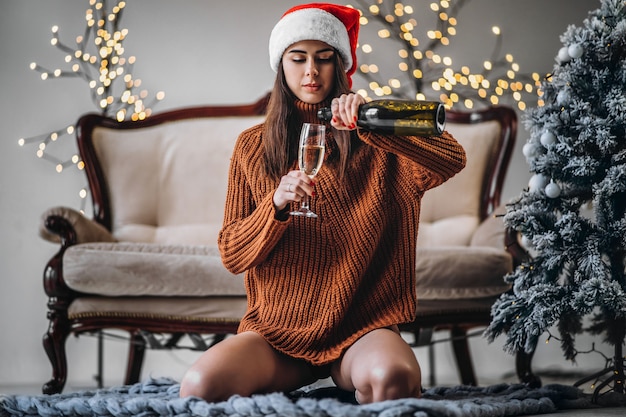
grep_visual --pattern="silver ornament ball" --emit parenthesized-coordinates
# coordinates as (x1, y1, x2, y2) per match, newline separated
(545, 182, 561, 198)
(568, 43, 584, 59)
(540, 131, 557, 146)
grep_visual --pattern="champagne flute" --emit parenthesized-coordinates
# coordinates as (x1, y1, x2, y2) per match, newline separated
(290, 123, 325, 218)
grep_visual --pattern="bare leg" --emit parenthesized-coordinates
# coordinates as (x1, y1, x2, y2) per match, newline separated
(179, 331, 317, 402)
(330, 327, 422, 404)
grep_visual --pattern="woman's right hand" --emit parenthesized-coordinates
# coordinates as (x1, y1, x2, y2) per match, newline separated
(330, 93, 366, 130)
(273, 170, 316, 212)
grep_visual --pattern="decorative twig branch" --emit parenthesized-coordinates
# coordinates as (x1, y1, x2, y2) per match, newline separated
(352, 0, 541, 109)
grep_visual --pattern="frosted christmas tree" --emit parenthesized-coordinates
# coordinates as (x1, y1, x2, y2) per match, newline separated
(485, 0, 626, 399)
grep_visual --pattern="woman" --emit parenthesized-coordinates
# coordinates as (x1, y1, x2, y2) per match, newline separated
(180, 3, 466, 404)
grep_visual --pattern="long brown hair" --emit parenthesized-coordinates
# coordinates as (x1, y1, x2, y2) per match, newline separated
(262, 53, 353, 180)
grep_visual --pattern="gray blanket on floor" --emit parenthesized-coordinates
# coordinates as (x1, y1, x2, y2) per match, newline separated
(0, 377, 620, 417)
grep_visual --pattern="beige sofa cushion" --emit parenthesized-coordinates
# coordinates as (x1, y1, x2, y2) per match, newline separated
(470, 205, 508, 249)
(68, 297, 247, 323)
(416, 215, 479, 248)
(63, 242, 510, 300)
(415, 246, 512, 300)
(63, 242, 245, 296)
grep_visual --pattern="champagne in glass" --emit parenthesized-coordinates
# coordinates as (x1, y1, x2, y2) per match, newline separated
(290, 123, 325, 218)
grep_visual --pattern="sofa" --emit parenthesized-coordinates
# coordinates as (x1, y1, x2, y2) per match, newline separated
(39, 94, 535, 394)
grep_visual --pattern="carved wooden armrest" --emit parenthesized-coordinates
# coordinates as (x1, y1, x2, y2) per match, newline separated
(40, 206, 116, 247)
(40, 207, 116, 298)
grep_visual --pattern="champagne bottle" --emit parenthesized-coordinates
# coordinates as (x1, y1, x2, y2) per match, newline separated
(317, 99, 445, 136)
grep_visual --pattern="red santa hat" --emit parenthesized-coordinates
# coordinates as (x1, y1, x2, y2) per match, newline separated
(269, 3, 360, 86)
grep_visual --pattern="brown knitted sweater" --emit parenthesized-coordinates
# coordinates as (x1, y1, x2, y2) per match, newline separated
(218, 99, 466, 365)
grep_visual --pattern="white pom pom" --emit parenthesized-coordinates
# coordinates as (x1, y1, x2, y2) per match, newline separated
(557, 46, 571, 63)
(529, 173, 549, 192)
(568, 43, 584, 59)
(540, 131, 557, 146)
(545, 181, 561, 198)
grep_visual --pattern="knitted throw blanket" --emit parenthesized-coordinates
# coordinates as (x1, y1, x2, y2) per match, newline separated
(1, 377, 622, 417)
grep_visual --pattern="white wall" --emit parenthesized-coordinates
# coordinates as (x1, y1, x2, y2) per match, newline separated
(0, 0, 605, 391)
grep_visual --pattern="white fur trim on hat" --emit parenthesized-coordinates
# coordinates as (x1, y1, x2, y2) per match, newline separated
(269, 8, 352, 73)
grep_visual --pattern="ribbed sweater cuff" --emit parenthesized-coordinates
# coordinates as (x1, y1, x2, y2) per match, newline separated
(358, 129, 466, 179)
(220, 193, 289, 273)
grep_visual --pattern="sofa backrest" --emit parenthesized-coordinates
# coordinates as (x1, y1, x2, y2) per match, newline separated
(418, 118, 503, 247)
(77, 97, 516, 248)
(91, 116, 265, 244)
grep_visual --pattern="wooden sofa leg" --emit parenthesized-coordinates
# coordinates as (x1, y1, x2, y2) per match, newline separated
(516, 346, 541, 388)
(42, 309, 71, 394)
(451, 327, 477, 386)
(125, 331, 146, 385)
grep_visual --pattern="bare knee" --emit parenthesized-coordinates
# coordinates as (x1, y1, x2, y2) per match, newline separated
(335, 328, 423, 404)
(179, 368, 205, 398)
(179, 335, 256, 402)
(179, 365, 234, 402)
(355, 362, 422, 404)
(179, 331, 314, 402)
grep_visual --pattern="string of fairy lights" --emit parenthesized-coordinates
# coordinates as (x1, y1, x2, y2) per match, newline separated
(21, 0, 542, 209)
(18, 0, 164, 207)
(352, 0, 543, 110)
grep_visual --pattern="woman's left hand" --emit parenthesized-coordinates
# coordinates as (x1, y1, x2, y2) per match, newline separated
(330, 93, 366, 130)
